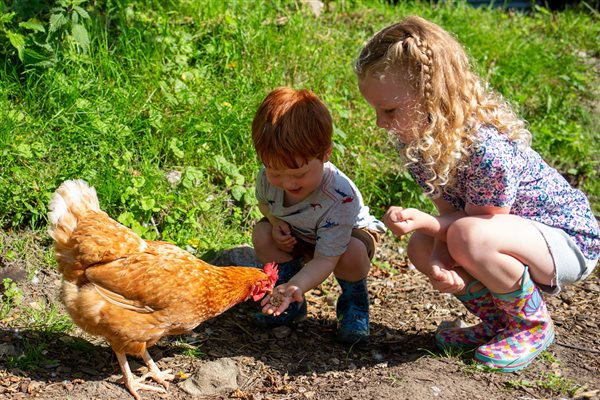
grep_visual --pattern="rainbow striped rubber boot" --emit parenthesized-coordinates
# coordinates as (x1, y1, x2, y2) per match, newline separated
(474, 267, 555, 372)
(435, 281, 508, 349)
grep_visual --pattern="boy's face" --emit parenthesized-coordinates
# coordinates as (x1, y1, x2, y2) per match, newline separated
(265, 157, 328, 203)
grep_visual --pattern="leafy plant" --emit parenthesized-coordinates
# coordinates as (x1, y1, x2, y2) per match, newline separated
(507, 372, 582, 397)
(47, 0, 90, 54)
(0, 278, 22, 320)
(0, 0, 597, 245)
(5, 340, 57, 371)
(23, 300, 74, 333)
(0, 0, 90, 67)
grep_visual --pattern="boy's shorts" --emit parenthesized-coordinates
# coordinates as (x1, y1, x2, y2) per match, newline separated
(257, 218, 381, 262)
(530, 220, 598, 295)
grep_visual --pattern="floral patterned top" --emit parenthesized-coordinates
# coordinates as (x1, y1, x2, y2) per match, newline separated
(406, 126, 599, 260)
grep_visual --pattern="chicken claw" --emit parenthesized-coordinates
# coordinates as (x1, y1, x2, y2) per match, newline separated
(116, 352, 171, 400)
(140, 350, 175, 388)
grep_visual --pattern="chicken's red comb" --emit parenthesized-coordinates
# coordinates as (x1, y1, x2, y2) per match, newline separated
(263, 262, 279, 287)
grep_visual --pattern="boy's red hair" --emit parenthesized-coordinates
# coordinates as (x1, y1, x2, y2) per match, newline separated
(252, 87, 332, 169)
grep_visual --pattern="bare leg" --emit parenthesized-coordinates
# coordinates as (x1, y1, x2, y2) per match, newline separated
(333, 237, 371, 281)
(253, 220, 294, 263)
(115, 352, 167, 400)
(407, 231, 483, 295)
(447, 214, 554, 294)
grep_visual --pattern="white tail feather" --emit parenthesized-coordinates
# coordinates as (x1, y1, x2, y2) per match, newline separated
(48, 179, 101, 243)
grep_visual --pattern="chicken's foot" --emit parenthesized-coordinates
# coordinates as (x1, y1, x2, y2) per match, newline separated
(116, 352, 167, 400)
(140, 349, 175, 388)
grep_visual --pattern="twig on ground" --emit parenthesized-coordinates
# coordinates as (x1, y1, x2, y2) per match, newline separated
(231, 319, 257, 338)
(556, 341, 600, 354)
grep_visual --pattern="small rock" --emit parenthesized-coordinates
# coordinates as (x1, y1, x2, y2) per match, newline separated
(0, 343, 19, 358)
(560, 292, 573, 305)
(179, 358, 240, 396)
(209, 245, 260, 267)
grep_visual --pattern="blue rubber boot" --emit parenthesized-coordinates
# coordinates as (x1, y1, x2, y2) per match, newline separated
(254, 258, 307, 328)
(335, 277, 370, 345)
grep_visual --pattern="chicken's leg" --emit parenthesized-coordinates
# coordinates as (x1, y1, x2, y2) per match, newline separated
(115, 352, 167, 400)
(139, 350, 175, 388)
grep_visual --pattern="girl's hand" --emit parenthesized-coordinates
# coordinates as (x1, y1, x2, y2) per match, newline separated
(384, 207, 427, 237)
(426, 243, 465, 293)
(261, 283, 304, 316)
(271, 219, 297, 252)
(428, 264, 465, 293)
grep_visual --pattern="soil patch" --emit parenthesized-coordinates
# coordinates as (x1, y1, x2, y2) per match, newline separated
(1, 231, 598, 400)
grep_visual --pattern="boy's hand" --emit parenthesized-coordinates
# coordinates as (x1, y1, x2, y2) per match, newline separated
(383, 206, 427, 236)
(261, 283, 304, 316)
(271, 219, 297, 252)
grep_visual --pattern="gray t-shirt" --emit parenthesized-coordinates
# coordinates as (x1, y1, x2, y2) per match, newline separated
(256, 162, 386, 257)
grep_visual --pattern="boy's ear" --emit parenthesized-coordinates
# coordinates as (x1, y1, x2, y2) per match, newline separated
(323, 145, 333, 162)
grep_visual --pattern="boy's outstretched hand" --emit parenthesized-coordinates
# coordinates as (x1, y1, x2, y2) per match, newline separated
(261, 283, 304, 316)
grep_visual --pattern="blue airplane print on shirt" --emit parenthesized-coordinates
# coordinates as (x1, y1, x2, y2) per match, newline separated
(321, 219, 339, 229)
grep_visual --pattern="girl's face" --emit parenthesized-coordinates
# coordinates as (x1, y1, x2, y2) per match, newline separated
(358, 74, 427, 144)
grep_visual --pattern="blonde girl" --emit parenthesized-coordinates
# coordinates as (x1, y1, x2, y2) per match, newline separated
(355, 15, 598, 371)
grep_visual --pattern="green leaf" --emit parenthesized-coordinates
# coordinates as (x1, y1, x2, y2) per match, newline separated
(19, 19, 45, 33)
(214, 155, 241, 177)
(0, 12, 16, 24)
(334, 126, 347, 139)
(6, 31, 25, 60)
(231, 185, 246, 201)
(182, 166, 203, 188)
(15, 144, 32, 159)
(169, 138, 185, 159)
(48, 13, 68, 35)
(140, 197, 155, 211)
(71, 23, 90, 52)
(117, 211, 134, 226)
(132, 176, 145, 188)
(74, 6, 90, 20)
(23, 48, 52, 67)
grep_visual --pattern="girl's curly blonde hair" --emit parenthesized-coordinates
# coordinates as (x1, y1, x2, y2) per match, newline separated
(355, 16, 531, 197)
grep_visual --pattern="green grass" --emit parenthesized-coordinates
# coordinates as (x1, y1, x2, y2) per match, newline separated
(0, 0, 598, 253)
(506, 372, 583, 397)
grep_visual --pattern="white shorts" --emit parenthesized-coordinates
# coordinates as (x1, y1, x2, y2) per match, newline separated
(530, 220, 598, 295)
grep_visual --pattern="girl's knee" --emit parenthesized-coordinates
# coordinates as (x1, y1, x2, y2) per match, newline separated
(447, 218, 492, 263)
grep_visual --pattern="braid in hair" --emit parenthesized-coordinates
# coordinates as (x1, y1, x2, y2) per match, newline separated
(402, 34, 435, 119)
(355, 16, 531, 198)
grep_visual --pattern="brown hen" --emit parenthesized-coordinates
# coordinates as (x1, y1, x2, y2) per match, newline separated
(47, 180, 277, 400)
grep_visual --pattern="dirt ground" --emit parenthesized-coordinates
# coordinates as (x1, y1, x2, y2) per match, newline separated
(0, 231, 599, 400)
